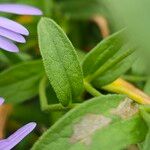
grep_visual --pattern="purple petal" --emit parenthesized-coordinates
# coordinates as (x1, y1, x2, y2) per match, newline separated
(0, 97, 4, 105)
(0, 17, 29, 35)
(0, 122, 36, 150)
(0, 36, 19, 52)
(0, 27, 26, 43)
(0, 4, 42, 15)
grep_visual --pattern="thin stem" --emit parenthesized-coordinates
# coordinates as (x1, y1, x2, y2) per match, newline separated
(84, 80, 102, 97)
(39, 76, 48, 110)
(39, 76, 80, 112)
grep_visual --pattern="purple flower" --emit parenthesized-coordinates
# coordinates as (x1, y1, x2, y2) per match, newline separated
(0, 4, 42, 52)
(0, 98, 36, 149)
(0, 122, 36, 150)
(0, 97, 4, 105)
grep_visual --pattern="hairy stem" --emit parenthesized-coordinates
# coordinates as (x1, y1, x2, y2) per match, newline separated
(84, 80, 102, 97)
(39, 76, 79, 112)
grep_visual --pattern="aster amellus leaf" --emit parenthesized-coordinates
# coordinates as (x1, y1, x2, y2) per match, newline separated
(0, 122, 36, 150)
(0, 3, 42, 52)
(38, 18, 84, 106)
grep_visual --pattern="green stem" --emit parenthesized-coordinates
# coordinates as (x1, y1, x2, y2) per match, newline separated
(87, 48, 135, 82)
(39, 76, 80, 112)
(84, 80, 102, 97)
(39, 76, 49, 110)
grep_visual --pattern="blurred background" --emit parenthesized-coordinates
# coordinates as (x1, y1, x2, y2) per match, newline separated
(0, 0, 150, 149)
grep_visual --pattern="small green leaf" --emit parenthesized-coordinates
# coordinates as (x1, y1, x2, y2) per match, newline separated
(0, 60, 44, 104)
(94, 52, 136, 86)
(32, 95, 147, 150)
(82, 29, 136, 83)
(82, 29, 125, 77)
(38, 17, 84, 106)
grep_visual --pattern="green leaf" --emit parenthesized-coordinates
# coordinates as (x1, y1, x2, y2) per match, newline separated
(32, 95, 147, 150)
(38, 17, 84, 106)
(82, 29, 135, 83)
(82, 29, 125, 77)
(0, 60, 44, 104)
(94, 52, 136, 86)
